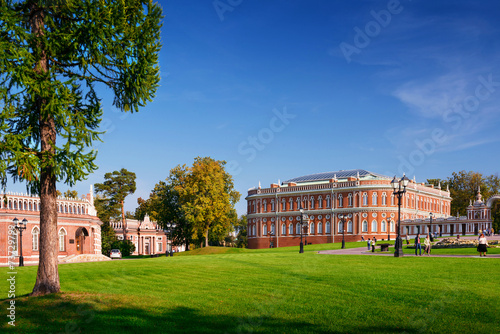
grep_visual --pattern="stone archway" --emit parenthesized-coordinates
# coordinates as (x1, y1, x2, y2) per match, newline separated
(486, 194, 500, 208)
(75, 227, 89, 254)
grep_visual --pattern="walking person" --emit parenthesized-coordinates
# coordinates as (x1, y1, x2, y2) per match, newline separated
(371, 238, 376, 252)
(477, 233, 489, 257)
(424, 234, 432, 256)
(414, 233, 422, 256)
(367, 238, 371, 250)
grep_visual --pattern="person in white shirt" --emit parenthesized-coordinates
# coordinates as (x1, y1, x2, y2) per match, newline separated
(477, 233, 489, 257)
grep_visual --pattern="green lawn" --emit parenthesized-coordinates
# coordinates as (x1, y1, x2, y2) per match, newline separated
(1, 246, 499, 334)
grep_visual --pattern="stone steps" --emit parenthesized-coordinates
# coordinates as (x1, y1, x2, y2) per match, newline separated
(59, 253, 111, 263)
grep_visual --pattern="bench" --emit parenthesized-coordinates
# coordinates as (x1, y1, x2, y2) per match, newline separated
(379, 243, 392, 252)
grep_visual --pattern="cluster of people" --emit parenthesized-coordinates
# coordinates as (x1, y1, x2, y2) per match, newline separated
(414, 233, 432, 256)
(366, 237, 377, 252)
(479, 228, 494, 236)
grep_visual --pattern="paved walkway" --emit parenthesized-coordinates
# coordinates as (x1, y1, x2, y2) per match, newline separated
(318, 235, 500, 258)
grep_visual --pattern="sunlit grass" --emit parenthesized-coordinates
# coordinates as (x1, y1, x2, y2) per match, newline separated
(1, 245, 499, 333)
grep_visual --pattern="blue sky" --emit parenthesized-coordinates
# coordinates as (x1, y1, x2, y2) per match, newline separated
(7, 0, 500, 215)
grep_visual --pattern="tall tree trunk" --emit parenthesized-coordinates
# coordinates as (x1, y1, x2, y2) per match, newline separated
(121, 200, 126, 240)
(30, 3, 60, 296)
(205, 229, 209, 247)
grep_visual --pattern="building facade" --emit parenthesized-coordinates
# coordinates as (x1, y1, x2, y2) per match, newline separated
(246, 169, 453, 249)
(110, 215, 173, 255)
(0, 187, 102, 265)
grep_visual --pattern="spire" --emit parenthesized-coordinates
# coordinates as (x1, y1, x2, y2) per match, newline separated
(356, 171, 360, 179)
(476, 186, 482, 202)
(413, 175, 416, 183)
(438, 181, 441, 189)
(258, 181, 261, 189)
(278, 179, 281, 186)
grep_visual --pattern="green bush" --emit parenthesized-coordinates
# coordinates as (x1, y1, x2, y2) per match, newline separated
(110, 240, 136, 256)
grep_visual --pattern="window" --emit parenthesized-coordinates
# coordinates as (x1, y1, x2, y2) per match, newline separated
(59, 229, 67, 252)
(371, 220, 378, 232)
(326, 222, 331, 233)
(296, 198, 301, 210)
(338, 194, 343, 207)
(338, 221, 344, 233)
(263, 224, 268, 235)
(310, 222, 315, 235)
(348, 193, 353, 206)
(381, 221, 387, 232)
(289, 224, 293, 235)
(382, 193, 387, 205)
(32, 227, 40, 251)
(363, 193, 368, 206)
(372, 193, 377, 206)
(271, 223, 275, 234)
(310, 197, 314, 210)
(296, 223, 301, 234)
(390, 220, 395, 232)
(252, 225, 256, 236)
(281, 199, 285, 211)
(271, 200, 275, 212)
(347, 221, 353, 232)
(318, 196, 323, 208)
(289, 198, 293, 211)
(318, 222, 323, 234)
(391, 195, 395, 206)
(362, 220, 368, 232)
(157, 242, 163, 252)
(262, 200, 267, 212)
(326, 196, 331, 208)
(282, 223, 286, 235)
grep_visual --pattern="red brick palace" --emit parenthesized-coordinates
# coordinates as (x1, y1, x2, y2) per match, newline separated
(246, 169, 453, 249)
(0, 186, 102, 265)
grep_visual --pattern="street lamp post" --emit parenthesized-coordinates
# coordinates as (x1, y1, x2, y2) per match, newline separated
(338, 214, 351, 249)
(299, 207, 308, 253)
(269, 229, 274, 248)
(391, 175, 410, 258)
(387, 217, 391, 241)
(165, 222, 175, 257)
(429, 212, 433, 239)
(14, 218, 27, 267)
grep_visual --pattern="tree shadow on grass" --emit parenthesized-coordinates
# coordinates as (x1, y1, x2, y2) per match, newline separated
(0, 293, 422, 334)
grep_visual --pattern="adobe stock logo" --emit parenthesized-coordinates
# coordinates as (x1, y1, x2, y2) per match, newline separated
(339, 0, 407, 63)
(226, 107, 295, 176)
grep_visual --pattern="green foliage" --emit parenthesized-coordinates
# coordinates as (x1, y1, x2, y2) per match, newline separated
(110, 239, 136, 257)
(428, 171, 500, 216)
(100, 222, 117, 256)
(63, 189, 78, 198)
(94, 168, 136, 234)
(235, 215, 248, 248)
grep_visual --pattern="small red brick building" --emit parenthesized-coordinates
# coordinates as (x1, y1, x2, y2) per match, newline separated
(1, 187, 102, 265)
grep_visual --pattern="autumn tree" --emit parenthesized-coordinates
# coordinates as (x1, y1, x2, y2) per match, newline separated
(94, 169, 137, 240)
(234, 215, 248, 248)
(63, 190, 78, 199)
(0, 1, 162, 295)
(176, 157, 240, 247)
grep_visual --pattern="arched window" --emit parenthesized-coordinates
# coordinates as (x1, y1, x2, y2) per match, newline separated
(381, 220, 387, 232)
(326, 196, 331, 208)
(347, 221, 353, 232)
(271, 200, 275, 212)
(59, 228, 67, 252)
(326, 222, 331, 233)
(289, 223, 293, 235)
(296, 223, 301, 235)
(363, 193, 368, 206)
(310, 197, 314, 210)
(281, 199, 285, 211)
(310, 222, 315, 235)
(382, 193, 387, 206)
(262, 200, 267, 212)
(282, 223, 286, 235)
(391, 195, 395, 206)
(318, 222, 323, 234)
(296, 197, 301, 209)
(318, 196, 323, 208)
(252, 225, 256, 236)
(263, 224, 268, 235)
(338, 194, 343, 208)
(289, 198, 293, 211)
(348, 193, 353, 206)
(362, 220, 368, 232)
(371, 220, 378, 232)
(29, 202, 32, 211)
(24, 201, 27, 210)
(338, 221, 344, 233)
(32, 226, 40, 251)
(372, 193, 378, 206)
(390, 220, 395, 232)
(69, 205, 73, 214)
(271, 223, 275, 234)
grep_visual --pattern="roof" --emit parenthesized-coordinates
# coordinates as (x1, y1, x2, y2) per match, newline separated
(284, 169, 391, 183)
